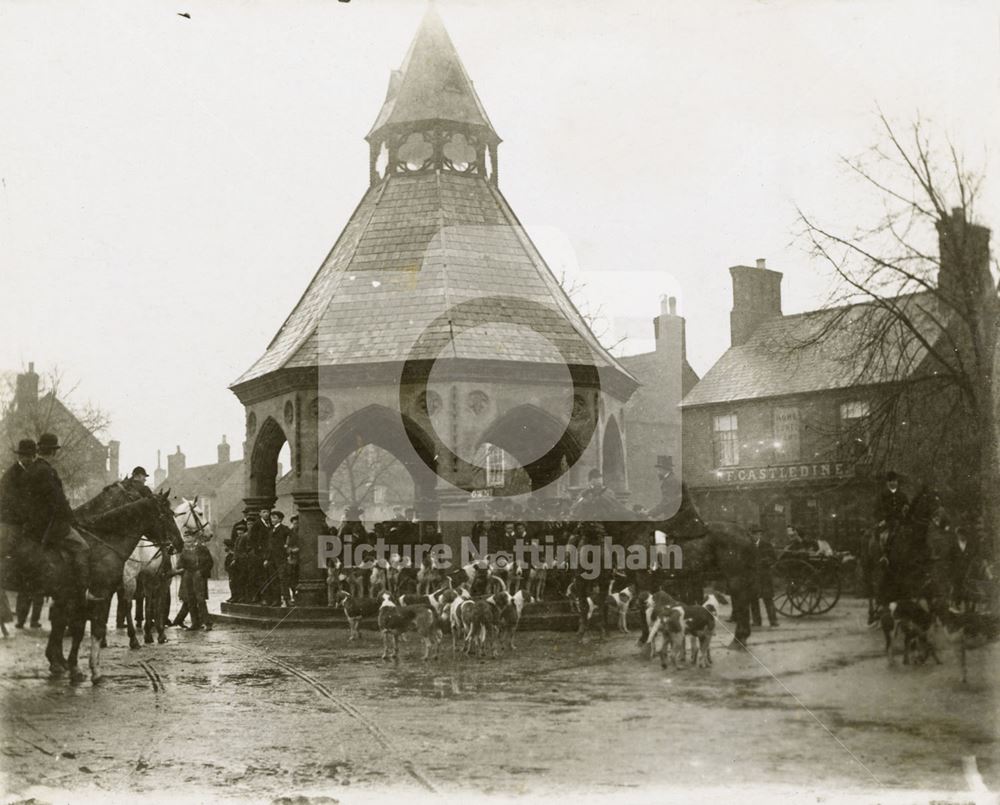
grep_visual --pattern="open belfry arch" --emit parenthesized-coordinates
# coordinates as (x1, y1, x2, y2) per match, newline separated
(230, 6, 638, 604)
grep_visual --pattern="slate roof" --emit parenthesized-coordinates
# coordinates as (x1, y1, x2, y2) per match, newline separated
(367, 5, 499, 144)
(681, 292, 942, 407)
(233, 10, 632, 388)
(154, 460, 242, 500)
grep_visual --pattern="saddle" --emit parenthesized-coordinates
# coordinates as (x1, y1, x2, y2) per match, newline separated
(2, 529, 89, 596)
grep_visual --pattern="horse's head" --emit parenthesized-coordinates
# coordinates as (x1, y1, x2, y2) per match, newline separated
(153, 490, 185, 553)
(174, 496, 211, 540)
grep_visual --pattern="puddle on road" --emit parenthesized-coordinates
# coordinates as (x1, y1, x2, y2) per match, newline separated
(219, 667, 287, 687)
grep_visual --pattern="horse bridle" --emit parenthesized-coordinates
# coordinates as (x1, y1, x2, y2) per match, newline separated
(178, 497, 208, 538)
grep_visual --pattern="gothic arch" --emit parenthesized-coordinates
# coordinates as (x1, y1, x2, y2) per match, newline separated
(319, 405, 439, 502)
(478, 404, 585, 490)
(249, 416, 288, 500)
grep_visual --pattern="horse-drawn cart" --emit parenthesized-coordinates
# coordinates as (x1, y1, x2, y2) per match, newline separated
(771, 551, 852, 617)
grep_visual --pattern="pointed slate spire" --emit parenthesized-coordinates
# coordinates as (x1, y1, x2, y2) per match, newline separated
(366, 5, 500, 146)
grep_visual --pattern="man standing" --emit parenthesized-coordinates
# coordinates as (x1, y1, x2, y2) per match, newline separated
(283, 515, 300, 606)
(749, 525, 779, 628)
(24, 434, 101, 601)
(246, 508, 271, 603)
(1, 439, 37, 590)
(648, 455, 682, 520)
(265, 511, 292, 606)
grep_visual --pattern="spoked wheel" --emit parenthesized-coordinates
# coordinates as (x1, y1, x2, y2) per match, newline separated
(773, 558, 820, 618)
(811, 562, 842, 615)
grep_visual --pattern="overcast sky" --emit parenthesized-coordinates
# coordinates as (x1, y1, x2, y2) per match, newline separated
(2, 0, 998, 475)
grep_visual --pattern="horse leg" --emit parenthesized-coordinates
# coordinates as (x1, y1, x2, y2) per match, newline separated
(134, 577, 144, 629)
(156, 582, 169, 643)
(89, 600, 109, 684)
(46, 600, 68, 677)
(125, 596, 141, 650)
(67, 610, 87, 684)
(143, 584, 155, 644)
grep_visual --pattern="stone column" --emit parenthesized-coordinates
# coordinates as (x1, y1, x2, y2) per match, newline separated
(437, 486, 474, 567)
(292, 488, 330, 606)
(242, 495, 276, 516)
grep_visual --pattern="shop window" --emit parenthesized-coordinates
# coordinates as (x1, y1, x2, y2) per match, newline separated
(712, 414, 739, 467)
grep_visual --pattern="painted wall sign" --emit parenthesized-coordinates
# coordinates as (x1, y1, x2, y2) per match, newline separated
(710, 462, 854, 485)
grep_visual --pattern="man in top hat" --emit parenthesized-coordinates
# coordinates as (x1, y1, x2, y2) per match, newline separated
(875, 471, 909, 532)
(1, 439, 38, 589)
(122, 466, 154, 498)
(24, 433, 101, 601)
(648, 455, 682, 520)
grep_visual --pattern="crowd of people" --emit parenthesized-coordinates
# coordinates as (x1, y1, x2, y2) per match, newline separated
(223, 508, 300, 606)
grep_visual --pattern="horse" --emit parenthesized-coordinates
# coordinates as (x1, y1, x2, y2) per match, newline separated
(567, 484, 756, 649)
(123, 496, 211, 648)
(35, 489, 182, 683)
(859, 485, 941, 623)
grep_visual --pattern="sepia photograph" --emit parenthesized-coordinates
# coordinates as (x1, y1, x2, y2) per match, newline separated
(1, 0, 998, 802)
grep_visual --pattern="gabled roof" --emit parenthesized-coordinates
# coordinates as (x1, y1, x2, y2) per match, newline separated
(367, 5, 499, 144)
(681, 292, 943, 407)
(154, 459, 242, 500)
(233, 170, 635, 387)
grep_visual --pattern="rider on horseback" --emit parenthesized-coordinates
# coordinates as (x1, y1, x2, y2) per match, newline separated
(121, 466, 154, 498)
(23, 433, 102, 602)
(875, 471, 909, 534)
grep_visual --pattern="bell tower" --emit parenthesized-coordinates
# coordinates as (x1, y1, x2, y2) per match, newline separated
(365, 6, 501, 187)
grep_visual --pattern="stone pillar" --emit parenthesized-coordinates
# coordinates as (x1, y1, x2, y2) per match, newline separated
(243, 495, 276, 516)
(292, 488, 329, 606)
(437, 486, 474, 567)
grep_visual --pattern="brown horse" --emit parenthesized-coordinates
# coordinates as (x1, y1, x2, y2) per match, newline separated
(37, 490, 182, 684)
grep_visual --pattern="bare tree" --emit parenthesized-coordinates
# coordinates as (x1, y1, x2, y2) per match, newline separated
(1, 366, 113, 502)
(797, 113, 999, 551)
(327, 444, 408, 522)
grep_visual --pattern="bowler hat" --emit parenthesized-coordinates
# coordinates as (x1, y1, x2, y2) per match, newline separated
(655, 455, 674, 471)
(37, 433, 61, 453)
(131, 466, 149, 478)
(13, 439, 37, 457)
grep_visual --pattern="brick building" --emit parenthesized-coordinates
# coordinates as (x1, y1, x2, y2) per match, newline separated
(680, 230, 987, 552)
(2, 363, 120, 506)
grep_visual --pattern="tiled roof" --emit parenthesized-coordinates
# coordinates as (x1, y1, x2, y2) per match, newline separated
(681, 293, 941, 407)
(233, 170, 634, 385)
(154, 460, 242, 500)
(367, 6, 499, 143)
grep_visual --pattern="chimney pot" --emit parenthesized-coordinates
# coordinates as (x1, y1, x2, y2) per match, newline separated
(756, 258, 766, 269)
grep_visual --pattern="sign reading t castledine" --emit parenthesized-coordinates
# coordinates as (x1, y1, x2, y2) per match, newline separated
(711, 462, 856, 485)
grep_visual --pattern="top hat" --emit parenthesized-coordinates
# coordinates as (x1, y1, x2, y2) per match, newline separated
(131, 466, 149, 478)
(14, 439, 37, 457)
(655, 455, 674, 472)
(37, 433, 61, 453)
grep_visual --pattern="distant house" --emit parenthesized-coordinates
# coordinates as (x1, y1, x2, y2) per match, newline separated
(154, 438, 242, 578)
(2, 363, 119, 506)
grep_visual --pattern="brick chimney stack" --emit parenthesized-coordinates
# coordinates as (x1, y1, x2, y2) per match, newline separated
(153, 449, 167, 489)
(107, 440, 120, 480)
(218, 435, 231, 464)
(167, 445, 186, 478)
(936, 207, 992, 305)
(729, 258, 783, 347)
(14, 362, 39, 412)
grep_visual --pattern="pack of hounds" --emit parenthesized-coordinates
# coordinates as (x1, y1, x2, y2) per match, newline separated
(326, 554, 727, 668)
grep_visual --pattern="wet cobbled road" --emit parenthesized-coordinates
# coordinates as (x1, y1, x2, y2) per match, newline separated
(1, 594, 997, 803)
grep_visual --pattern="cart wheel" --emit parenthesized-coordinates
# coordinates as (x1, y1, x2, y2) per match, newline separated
(811, 565, 842, 615)
(773, 558, 820, 618)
